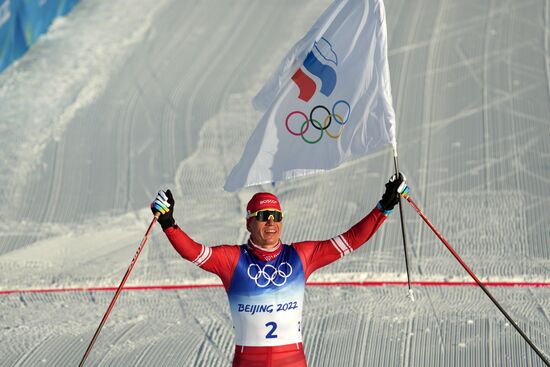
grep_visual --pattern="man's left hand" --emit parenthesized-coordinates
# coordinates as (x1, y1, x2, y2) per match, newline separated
(378, 173, 409, 212)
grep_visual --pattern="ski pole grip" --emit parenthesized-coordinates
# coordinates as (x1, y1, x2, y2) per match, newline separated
(154, 212, 161, 219)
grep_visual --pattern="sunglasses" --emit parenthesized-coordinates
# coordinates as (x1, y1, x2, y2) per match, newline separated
(247, 209, 284, 222)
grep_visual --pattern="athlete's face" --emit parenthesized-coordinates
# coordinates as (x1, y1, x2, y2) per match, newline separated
(247, 216, 283, 249)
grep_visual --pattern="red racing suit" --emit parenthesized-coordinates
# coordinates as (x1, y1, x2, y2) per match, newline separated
(164, 206, 387, 367)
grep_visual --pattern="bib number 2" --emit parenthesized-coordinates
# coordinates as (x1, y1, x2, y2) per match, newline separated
(265, 322, 278, 339)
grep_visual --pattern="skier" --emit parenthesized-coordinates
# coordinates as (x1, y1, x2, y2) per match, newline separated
(151, 174, 408, 367)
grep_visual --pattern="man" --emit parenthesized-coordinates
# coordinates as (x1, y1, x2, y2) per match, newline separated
(151, 174, 408, 367)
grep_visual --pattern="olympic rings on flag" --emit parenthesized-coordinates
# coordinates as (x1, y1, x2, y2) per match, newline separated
(310, 105, 331, 131)
(285, 100, 351, 144)
(286, 111, 308, 136)
(300, 119, 323, 144)
(332, 100, 350, 125)
(325, 114, 345, 139)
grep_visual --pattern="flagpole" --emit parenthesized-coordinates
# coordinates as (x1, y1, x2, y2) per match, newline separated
(392, 144, 414, 301)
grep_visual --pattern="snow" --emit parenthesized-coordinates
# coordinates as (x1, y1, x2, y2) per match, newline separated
(1, 0, 549, 366)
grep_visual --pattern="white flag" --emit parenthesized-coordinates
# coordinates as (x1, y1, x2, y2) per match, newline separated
(224, 0, 396, 192)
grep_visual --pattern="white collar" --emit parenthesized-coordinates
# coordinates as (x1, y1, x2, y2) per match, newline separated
(248, 238, 281, 252)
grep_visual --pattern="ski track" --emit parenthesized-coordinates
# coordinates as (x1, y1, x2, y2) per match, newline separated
(1, 0, 550, 366)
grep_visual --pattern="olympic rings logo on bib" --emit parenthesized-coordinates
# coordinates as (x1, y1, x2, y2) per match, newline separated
(248, 262, 293, 288)
(285, 100, 351, 144)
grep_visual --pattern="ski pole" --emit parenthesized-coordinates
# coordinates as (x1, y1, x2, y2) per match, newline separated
(405, 196, 550, 366)
(78, 213, 160, 367)
(392, 144, 414, 301)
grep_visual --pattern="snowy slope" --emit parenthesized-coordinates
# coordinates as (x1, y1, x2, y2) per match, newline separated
(0, 0, 549, 366)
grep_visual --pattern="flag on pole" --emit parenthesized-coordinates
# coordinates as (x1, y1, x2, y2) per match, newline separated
(224, 0, 396, 192)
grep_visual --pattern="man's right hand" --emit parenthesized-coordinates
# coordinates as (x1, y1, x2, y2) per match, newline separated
(151, 190, 176, 230)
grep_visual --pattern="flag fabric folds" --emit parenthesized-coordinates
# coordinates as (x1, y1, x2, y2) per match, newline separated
(224, 0, 396, 192)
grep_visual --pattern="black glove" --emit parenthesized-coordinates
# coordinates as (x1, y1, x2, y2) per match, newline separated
(151, 189, 176, 230)
(378, 173, 408, 212)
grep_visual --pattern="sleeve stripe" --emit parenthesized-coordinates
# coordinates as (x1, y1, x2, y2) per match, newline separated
(197, 248, 212, 267)
(194, 245, 205, 263)
(329, 238, 345, 257)
(193, 246, 212, 267)
(338, 235, 353, 255)
(339, 235, 352, 253)
(330, 235, 352, 258)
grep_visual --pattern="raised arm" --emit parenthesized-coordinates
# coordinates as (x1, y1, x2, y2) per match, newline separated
(151, 190, 240, 289)
(293, 174, 409, 280)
